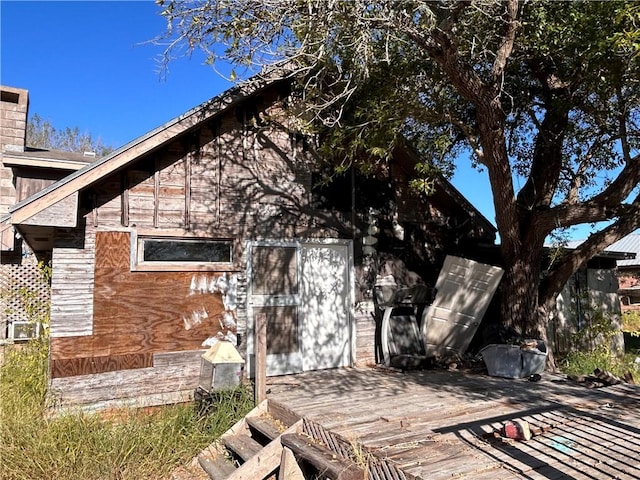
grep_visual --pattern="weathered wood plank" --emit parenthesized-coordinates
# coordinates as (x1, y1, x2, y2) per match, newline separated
(226, 419, 303, 480)
(197, 454, 236, 480)
(22, 192, 78, 227)
(50, 230, 94, 338)
(267, 400, 301, 428)
(223, 434, 263, 463)
(280, 433, 364, 480)
(50, 363, 201, 405)
(278, 447, 305, 480)
(153, 350, 207, 367)
(246, 415, 285, 441)
(266, 368, 640, 480)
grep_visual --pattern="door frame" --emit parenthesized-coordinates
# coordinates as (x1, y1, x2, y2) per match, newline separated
(246, 238, 355, 378)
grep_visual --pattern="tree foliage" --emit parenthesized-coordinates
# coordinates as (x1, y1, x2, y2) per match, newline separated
(26, 114, 113, 157)
(155, 0, 640, 354)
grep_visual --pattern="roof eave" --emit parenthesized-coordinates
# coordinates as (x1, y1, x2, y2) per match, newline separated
(9, 72, 289, 225)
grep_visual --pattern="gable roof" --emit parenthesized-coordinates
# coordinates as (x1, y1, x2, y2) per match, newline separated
(605, 233, 640, 267)
(9, 69, 496, 240)
(8, 71, 287, 226)
(395, 141, 496, 235)
(2, 147, 97, 171)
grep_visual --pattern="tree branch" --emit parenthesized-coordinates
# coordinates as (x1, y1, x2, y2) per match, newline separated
(491, 0, 519, 80)
(539, 200, 640, 306)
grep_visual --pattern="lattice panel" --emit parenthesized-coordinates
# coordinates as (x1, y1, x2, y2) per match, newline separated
(0, 263, 51, 338)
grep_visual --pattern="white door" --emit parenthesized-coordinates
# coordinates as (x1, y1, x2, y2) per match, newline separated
(249, 241, 352, 376)
(422, 255, 503, 357)
(300, 243, 351, 371)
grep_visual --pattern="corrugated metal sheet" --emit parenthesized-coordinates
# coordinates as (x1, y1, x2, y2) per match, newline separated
(608, 233, 640, 266)
(562, 232, 640, 266)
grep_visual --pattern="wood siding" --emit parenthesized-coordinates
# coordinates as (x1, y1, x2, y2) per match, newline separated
(50, 359, 202, 410)
(50, 227, 95, 338)
(44, 86, 494, 410)
(354, 307, 377, 367)
(50, 231, 229, 384)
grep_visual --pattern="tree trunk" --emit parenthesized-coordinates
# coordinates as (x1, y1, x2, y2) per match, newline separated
(500, 250, 543, 337)
(537, 302, 558, 371)
(500, 251, 560, 371)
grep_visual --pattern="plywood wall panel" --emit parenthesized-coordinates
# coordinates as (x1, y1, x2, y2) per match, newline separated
(50, 231, 228, 374)
(51, 353, 153, 378)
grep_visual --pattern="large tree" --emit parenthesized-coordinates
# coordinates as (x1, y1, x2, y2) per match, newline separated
(156, 0, 640, 361)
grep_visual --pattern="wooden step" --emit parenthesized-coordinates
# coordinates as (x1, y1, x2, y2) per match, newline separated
(223, 433, 264, 463)
(197, 454, 237, 480)
(246, 414, 285, 441)
(225, 419, 304, 480)
(267, 399, 301, 427)
(280, 433, 364, 480)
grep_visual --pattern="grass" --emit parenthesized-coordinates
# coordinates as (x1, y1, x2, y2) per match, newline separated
(0, 338, 254, 480)
(622, 310, 640, 332)
(557, 309, 640, 378)
(559, 345, 640, 378)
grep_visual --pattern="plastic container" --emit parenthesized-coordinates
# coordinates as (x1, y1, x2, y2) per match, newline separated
(480, 341, 547, 378)
(521, 340, 547, 376)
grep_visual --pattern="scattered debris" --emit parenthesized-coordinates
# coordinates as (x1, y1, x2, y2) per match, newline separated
(502, 420, 532, 441)
(549, 435, 576, 454)
(568, 368, 635, 388)
(434, 352, 486, 372)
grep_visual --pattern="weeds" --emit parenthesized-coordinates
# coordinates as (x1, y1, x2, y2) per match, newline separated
(559, 310, 640, 378)
(622, 310, 640, 333)
(559, 344, 640, 377)
(0, 338, 254, 480)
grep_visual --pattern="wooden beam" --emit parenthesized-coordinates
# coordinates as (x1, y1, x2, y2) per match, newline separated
(121, 170, 129, 227)
(280, 433, 364, 480)
(255, 313, 267, 405)
(184, 150, 191, 230)
(2, 156, 89, 170)
(279, 447, 305, 480)
(21, 192, 78, 227)
(226, 419, 303, 480)
(153, 157, 160, 228)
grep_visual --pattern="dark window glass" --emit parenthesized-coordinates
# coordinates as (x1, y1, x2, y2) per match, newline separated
(142, 239, 232, 263)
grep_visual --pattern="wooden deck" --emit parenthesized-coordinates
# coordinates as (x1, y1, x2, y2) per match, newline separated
(266, 367, 640, 479)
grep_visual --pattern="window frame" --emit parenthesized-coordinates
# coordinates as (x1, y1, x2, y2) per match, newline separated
(7, 320, 41, 342)
(131, 232, 237, 272)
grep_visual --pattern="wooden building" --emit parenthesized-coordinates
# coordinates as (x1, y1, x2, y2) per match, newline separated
(1, 86, 95, 342)
(609, 233, 640, 313)
(7, 74, 497, 411)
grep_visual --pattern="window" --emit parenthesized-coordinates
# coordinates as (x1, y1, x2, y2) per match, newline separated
(134, 236, 233, 270)
(8, 321, 41, 341)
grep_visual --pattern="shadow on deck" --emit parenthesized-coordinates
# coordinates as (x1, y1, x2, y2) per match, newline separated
(266, 367, 640, 479)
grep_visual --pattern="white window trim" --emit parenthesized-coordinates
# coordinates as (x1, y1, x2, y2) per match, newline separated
(130, 231, 237, 272)
(7, 320, 41, 341)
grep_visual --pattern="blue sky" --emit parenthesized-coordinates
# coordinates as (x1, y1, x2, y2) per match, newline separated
(0, 1, 613, 241)
(1, 1, 234, 147)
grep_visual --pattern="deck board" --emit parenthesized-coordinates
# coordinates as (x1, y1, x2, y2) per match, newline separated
(267, 367, 640, 479)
